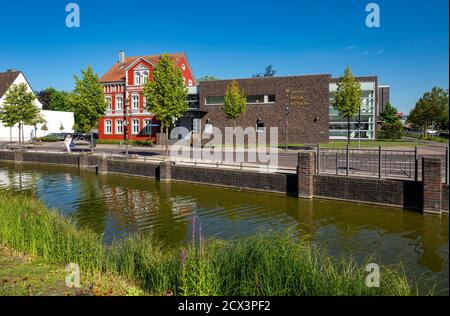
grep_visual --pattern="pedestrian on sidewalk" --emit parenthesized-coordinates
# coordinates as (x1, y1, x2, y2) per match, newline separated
(64, 134, 73, 154)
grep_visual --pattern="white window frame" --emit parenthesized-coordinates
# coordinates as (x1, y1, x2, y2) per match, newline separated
(116, 95, 123, 111)
(132, 94, 140, 110)
(105, 96, 112, 111)
(188, 79, 193, 86)
(182, 64, 186, 70)
(116, 120, 123, 134)
(132, 119, 140, 135)
(105, 120, 112, 134)
(143, 119, 152, 136)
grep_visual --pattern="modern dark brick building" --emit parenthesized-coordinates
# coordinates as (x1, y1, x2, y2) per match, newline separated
(197, 75, 331, 145)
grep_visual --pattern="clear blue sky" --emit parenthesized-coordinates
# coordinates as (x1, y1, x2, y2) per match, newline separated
(0, 0, 448, 113)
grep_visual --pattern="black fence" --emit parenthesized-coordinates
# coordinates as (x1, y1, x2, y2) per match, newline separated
(316, 146, 449, 183)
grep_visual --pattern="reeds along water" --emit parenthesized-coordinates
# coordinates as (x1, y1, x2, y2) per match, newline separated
(0, 190, 421, 296)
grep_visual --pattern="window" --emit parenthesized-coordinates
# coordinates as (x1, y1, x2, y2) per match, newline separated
(188, 79, 193, 86)
(105, 97, 112, 111)
(205, 96, 225, 105)
(256, 120, 265, 133)
(182, 64, 186, 70)
(134, 71, 142, 85)
(132, 95, 140, 109)
(116, 96, 123, 111)
(142, 71, 149, 84)
(116, 120, 123, 134)
(267, 95, 276, 103)
(143, 119, 152, 135)
(247, 95, 265, 104)
(105, 120, 112, 134)
(132, 119, 140, 134)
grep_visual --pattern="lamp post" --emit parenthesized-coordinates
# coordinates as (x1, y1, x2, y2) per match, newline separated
(124, 98, 129, 161)
(284, 106, 290, 151)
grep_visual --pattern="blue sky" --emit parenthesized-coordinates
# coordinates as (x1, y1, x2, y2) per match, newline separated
(0, 0, 448, 113)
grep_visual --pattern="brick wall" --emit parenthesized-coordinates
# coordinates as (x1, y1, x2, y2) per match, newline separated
(171, 165, 296, 195)
(313, 174, 423, 210)
(442, 185, 449, 213)
(422, 158, 443, 214)
(107, 159, 158, 178)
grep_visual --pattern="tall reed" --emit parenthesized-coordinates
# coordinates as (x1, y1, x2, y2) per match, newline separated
(0, 190, 420, 296)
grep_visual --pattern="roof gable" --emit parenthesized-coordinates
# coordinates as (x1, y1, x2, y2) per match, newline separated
(99, 53, 186, 83)
(0, 71, 20, 99)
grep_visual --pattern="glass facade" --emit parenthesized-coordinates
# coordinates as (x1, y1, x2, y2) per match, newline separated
(329, 81, 376, 140)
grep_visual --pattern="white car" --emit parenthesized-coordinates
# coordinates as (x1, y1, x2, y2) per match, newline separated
(426, 130, 438, 135)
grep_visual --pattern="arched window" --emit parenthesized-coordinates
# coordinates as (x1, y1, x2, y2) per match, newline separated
(134, 71, 141, 85)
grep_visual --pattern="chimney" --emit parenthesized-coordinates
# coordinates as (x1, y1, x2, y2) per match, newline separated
(7, 68, 17, 72)
(118, 51, 125, 65)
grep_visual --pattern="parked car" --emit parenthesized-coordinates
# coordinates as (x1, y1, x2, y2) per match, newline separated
(47, 133, 66, 141)
(439, 132, 449, 139)
(426, 130, 438, 136)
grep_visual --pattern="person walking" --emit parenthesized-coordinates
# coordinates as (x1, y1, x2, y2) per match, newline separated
(64, 134, 72, 154)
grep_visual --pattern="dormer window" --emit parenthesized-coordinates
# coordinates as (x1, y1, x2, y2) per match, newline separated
(134, 65, 149, 85)
(188, 79, 193, 86)
(182, 64, 186, 70)
(134, 71, 142, 85)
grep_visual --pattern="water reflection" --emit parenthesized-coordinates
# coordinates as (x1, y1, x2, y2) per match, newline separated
(0, 161, 448, 294)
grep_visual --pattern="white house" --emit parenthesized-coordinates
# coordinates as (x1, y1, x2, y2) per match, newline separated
(0, 69, 75, 142)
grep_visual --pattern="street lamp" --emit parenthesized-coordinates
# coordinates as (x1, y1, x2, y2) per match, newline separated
(124, 98, 129, 161)
(284, 106, 290, 151)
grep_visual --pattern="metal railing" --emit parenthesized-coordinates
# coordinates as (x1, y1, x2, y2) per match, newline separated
(316, 146, 449, 183)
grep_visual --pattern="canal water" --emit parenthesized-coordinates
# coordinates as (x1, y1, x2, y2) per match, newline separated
(0, 161, 448, 294)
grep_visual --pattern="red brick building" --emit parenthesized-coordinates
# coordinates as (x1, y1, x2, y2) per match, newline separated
(98, 52, 196, 142)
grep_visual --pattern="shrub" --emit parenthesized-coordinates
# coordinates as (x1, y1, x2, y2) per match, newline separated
(378, 122, 404, 140)
(96, 139, 155, 147)
(36, 136, 60, 142)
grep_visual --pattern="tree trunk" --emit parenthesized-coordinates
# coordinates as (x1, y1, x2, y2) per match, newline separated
(347, 117, 351, 145)
(18, 123, 22, 151)
(165, 127, 169, 157)
(91, 129, 94, 153)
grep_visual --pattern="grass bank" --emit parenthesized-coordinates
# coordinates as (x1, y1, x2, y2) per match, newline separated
(0, 191, 424, 296)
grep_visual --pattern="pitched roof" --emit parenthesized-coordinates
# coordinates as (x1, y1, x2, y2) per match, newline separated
(99, 53, 186, 83)
(0, 71, 20, 98)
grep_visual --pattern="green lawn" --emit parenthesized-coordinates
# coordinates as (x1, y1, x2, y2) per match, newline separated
(0, 246, 144, 296)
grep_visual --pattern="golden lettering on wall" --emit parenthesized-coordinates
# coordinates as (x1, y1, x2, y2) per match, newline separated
(285, 88, 309, 106)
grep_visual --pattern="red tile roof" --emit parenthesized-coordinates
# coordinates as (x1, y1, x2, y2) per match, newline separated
(99, 53, 186, 83)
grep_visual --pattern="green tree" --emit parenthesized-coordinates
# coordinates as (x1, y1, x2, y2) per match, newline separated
(198, 75, 220, 81)
(41, 123, 48, 136)
(378, 102, 403, 140)
(223, 80, 246, 127)
(71, 65, 106, 152)
(332, 66, 362, 144)
(143, 54, 188, 156)
(38, 88, 72, 111)
(253, 65, 277, 78)
(408, 87, 449, 135)
(0, 83, 41, 150)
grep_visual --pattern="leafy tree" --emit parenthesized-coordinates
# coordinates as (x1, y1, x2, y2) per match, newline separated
(378, 102, 403, 140)
(71, 65, 106, 152)
(37, 88, 72, 111)
(0, 83, 41, 150)
(198, 75, 220, 81)
(380, 102, 399, 124)
(41, 123, 48, 136)
(223, 80, 247, 127)
(143, 54, 188, 156)
(332, 66, 362, 144)
(408, 87, 449, 135)
(253, 65, 277, 78)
